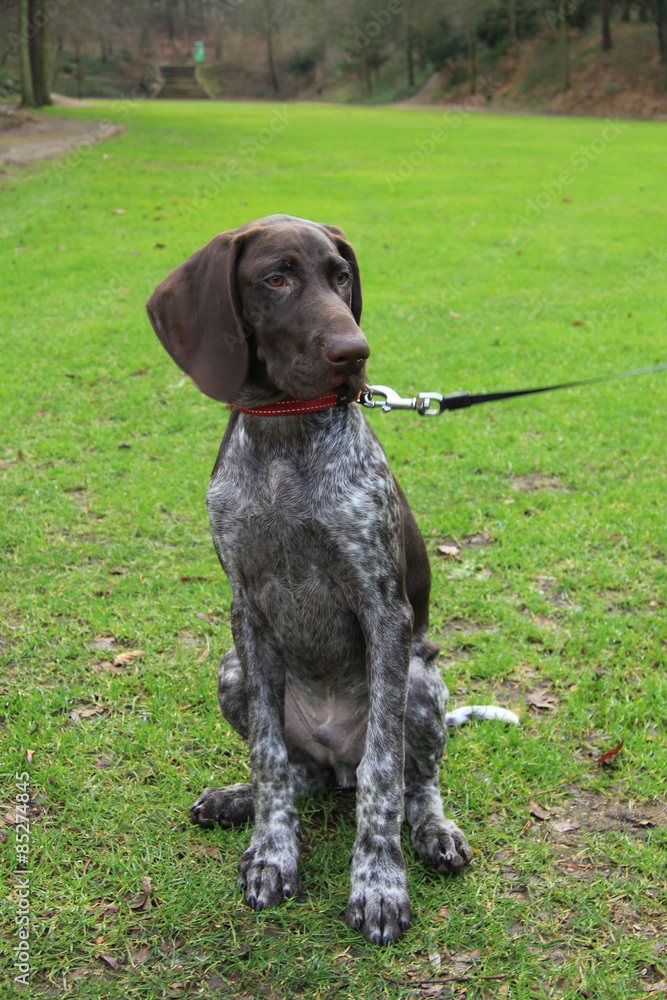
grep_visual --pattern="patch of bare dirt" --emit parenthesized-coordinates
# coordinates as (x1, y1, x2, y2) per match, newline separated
(534, 574, 581, 611)
(436, 617, 498, 639)
(511, 474, 568, 493)
(0, 108, 39, 132)
(550, 788, 667, 840)
(49, 93, 96, 108)
(0, 106, 123, 165)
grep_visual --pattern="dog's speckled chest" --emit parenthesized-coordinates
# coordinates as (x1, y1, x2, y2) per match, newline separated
(206, 404, 404, 678)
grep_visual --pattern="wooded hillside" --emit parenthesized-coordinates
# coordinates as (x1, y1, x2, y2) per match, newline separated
(1, 0, 665, 112)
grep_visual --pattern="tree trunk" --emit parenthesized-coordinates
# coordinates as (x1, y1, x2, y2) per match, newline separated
(559, 2, 570, 90)
(18, 0, 37, 108)
(509, 0, 518, 47)
(601, 0, 613, 49)
(363, 53, 372, 95)
(417, 29, 427, 71)
(37, 0, 51, 104)
(467, 23, 477, 94)
(620, 0, 631, 22)
(166, 0, 175, 42)
(27, 0, 50, 105)
(658, 0, 667, 90)
(262, 0, 279, 93)
(75, 38, 84, 100)
(405, 9, 414, 87)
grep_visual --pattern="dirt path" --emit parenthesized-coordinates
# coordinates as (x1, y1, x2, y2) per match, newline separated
(0, 100, 124, 166)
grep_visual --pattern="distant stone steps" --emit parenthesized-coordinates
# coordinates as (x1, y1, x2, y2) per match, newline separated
(154, 65, 211, 100)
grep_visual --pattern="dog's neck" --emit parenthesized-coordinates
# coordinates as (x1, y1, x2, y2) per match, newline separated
(231, 396, 362, 457)
(236, 392, 343, 417)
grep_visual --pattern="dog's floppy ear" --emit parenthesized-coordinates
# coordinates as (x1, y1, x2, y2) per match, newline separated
(146, 232, 247, 402)
(319, 224, 363, 325)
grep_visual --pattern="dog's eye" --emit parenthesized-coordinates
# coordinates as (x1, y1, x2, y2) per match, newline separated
(266, 275, 287, 287)
(337, 271, 351, 286)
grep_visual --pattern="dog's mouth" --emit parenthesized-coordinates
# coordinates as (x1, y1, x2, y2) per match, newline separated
(333, 371, 367, 402)
(280, 362, 367, 403)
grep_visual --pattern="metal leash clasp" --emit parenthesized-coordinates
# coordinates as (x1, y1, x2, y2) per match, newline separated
(359, 385, 444, 416)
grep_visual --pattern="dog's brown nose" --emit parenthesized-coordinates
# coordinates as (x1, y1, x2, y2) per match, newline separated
(324, 334, 370, 375)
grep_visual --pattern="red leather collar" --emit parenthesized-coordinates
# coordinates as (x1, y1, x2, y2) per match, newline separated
(236, 392, 344, 416)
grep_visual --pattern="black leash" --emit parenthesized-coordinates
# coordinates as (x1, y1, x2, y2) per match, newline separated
(358, 362, 667, 416)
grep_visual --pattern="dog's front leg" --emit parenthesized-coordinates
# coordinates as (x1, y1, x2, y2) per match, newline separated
(347, 603, 414, 945)
(231, 596, 301, 910)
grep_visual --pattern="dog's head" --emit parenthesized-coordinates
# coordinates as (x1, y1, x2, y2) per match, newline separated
(146, 214, 368, 405)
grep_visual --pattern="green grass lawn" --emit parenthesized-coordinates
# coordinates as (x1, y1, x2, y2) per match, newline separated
(1, 99, 666, 999)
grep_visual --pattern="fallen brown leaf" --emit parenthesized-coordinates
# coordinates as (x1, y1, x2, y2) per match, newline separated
(529, 801, 552, 821)
(437, 544, 460, 558)
(524, 688, 558, 713)
(69, 967, 93, 981)
(99, 954, 120, 971)
(128, 875, 153, 911)
(160, 936, 185, 957)
(90, 636, 117, 650)
(71, 704, 109, 722)
(113, 649, 144, 667)
(597, 739, 624, 766)
(462, 533, 495, 546)
(128, 945, 150, 966)
(552, 820, 580, 833)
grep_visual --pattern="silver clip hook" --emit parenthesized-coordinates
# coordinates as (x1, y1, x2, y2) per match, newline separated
(415, 391, 444, 416)
(359, 385, 445, 415)
(358, 385, 419, 412)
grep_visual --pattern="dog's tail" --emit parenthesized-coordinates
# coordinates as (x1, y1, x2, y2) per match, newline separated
(445, 705, 520, 730)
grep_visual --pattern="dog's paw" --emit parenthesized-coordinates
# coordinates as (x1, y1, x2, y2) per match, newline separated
(347, 843, 411, 945)
(189, 783, 254, 829)
(412, 820, 472, 875)
(346, 884, 411, 945)
(237, 841, 301, 910)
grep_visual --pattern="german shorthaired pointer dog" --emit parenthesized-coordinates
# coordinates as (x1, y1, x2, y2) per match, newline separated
(147, 214, 517, 946)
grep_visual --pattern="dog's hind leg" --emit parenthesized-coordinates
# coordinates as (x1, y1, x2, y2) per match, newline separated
(403, 645, 473, 875)
(189, 647, 331, 829)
